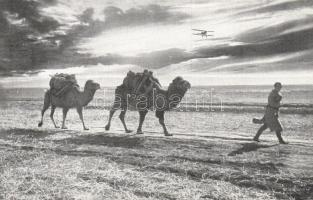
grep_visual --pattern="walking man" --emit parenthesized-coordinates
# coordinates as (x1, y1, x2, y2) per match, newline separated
(253, 82, 288, 144)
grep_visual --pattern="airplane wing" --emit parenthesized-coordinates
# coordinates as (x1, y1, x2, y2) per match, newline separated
(192, 29, 214, 32)
(193, 33, 214, 36)
(192, 29, 205, 32)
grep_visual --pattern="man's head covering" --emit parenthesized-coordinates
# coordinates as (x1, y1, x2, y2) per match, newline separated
(274, 82, 282, 88)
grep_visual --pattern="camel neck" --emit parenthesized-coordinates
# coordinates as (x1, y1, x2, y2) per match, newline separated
(167, 87, 185, 98)
(80, 89, 96, 106)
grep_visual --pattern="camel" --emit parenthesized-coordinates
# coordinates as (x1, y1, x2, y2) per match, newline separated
(38, 80, 100, 130)
(105, 76, 191, 136)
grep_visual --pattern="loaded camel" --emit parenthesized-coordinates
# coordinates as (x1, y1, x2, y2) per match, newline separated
(38, 80, 100, 130)
(105, 72, 191, 136)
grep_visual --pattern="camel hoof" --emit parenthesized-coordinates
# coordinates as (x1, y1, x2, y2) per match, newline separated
(105, 125, 110, 131)
(84, 128, 89, 131)
(126, 129, 133, 133)
(279, 141, 288, 145)
(38, 122, 43, 127)
(164, 133, 173, 136)
(253, 138, 260, 142)
(61, 126, 68, 129)
(136, 130, 144, 135)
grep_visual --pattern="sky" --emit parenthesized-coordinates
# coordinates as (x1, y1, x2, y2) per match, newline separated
(0, 0, 313, 87)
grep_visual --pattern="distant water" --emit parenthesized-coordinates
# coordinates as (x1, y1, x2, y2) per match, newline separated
(3, 85, 313, 114)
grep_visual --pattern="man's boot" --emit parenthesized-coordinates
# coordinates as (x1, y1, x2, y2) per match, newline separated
(253, 133, 260, 142)
(253, 124, 267, 142)
(253, 131, 261, 142)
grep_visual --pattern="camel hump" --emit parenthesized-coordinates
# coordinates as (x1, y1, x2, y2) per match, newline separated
(121, 70, 161, 94)
(122, 71, 141, 92)
(49, 73, 79, 97)
(127, 70, 135, 77)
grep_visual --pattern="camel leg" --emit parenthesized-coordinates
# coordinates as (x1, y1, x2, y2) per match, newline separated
(105, 95, 124, 131)
(77, 107, 88, 130)
(61, 108, 69, 129)
(137, 110, 148, 134)
(105, 109, 116, 131)
(119, 110, 132, 133)
(156, 111, 172, 136)
(50, 105, 59, 128)
(38, 90, 51, 127)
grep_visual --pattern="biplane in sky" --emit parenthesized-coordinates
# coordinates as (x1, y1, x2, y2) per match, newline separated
(192, 29, 214, 38)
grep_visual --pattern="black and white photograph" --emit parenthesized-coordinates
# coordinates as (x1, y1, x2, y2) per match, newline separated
(0, 0, 312, 199)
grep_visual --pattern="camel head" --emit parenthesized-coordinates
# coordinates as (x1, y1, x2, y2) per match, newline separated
(84, 80, 100, 91)
(168, 76, 191, 96)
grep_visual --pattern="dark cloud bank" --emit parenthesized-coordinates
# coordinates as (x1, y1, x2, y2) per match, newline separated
(0, 1, 189, 75)
(237, 0, 313, 15)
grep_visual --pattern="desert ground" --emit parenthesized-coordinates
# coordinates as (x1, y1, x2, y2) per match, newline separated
(0, 89, 312, 200)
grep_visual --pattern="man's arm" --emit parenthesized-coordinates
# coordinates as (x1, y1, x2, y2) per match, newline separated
(275, 94, 282, 102)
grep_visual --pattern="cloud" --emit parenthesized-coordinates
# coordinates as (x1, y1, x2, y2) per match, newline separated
(132, 48, 192, 68)
(103, 4, 189, 28)
(0, 0, 60, 33)
(237, 0, 313, 15)
(64, 48, 192, 69)
(0, 0, 61, 73)
(70, 4, 190, 41)
(236, 17, 313, 43)
(201, 24, 313, 59)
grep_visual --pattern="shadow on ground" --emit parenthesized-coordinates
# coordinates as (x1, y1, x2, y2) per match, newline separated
(0, 128, 58, 139)
(177, 133, 254, 142)
(228, 142, 278, 156)
(62, 133, 145, 149)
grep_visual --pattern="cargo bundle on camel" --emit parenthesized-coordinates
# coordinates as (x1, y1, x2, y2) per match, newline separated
(105, 70, 191, 136)
(38, 74, 100, 130)
(49, 73, 78, 97)
(122, 70, 162, 96)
